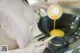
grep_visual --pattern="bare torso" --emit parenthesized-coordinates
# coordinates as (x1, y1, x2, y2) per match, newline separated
(0, 0, 36, 50)
(0, 28, 18, 50)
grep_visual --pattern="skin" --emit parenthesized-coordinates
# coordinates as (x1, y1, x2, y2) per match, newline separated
(0, 0, 35, 50)
(0, 0, 50, 53)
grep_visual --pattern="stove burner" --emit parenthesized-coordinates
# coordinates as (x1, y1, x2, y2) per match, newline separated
(43, 46, 68, 53)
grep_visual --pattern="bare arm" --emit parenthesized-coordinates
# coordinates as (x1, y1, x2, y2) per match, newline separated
(2, 41, 47, 53)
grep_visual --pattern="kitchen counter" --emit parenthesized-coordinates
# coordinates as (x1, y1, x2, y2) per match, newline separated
(59, 2, 80, 16)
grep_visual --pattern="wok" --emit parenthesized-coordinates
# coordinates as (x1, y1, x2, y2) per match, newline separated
(38, 13, 80, 37)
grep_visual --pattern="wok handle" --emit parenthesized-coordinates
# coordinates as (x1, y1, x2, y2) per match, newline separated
(44, 36, 56, 43)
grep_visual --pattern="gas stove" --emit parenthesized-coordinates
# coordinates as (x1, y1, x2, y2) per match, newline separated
(43, 48, 51, 53)
(43, 47, 68, 53)
(43, 48, 68, 53)
(42, 40, 69, 53)
(43, 45, 80, 53)
(37, 13, 80, 53)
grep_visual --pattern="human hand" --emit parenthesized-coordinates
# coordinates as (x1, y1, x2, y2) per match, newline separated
(26, 41, 47, 53)
(7, 41, 47, 53)
(31, 2, 54, 11)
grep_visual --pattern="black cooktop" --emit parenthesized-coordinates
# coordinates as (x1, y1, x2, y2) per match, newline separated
(43, 48, 51, 53)
(43, 47, 68, 53)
